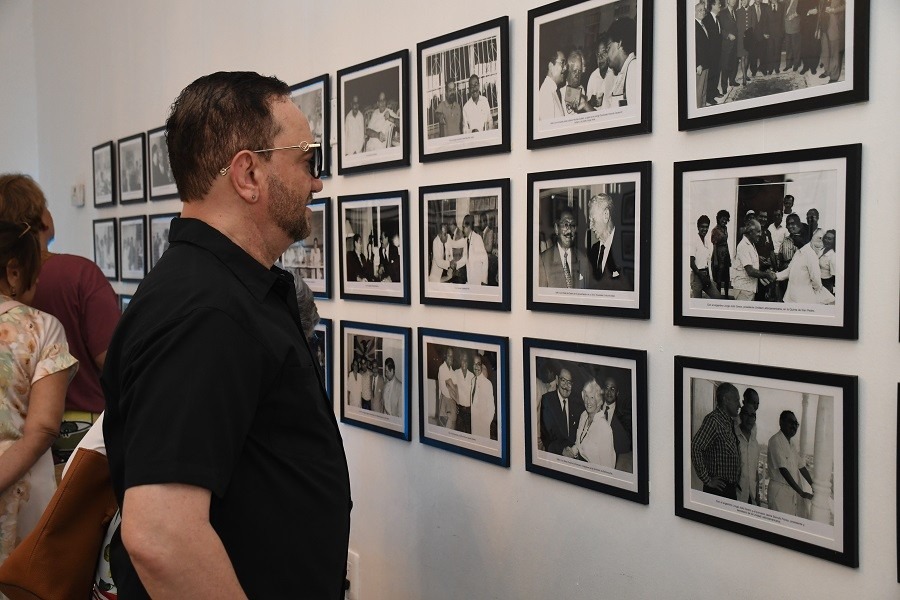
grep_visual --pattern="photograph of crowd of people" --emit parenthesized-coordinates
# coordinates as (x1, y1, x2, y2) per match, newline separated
(530, 0, 646, 145)
(282, 200, 327, 296)
(689, 0, 851, 116)
(149, 213, 176, 270)
(341, 323, 409, 439)
(118, 134, 145, 202)
(119, 216, 146, 281)
(93, 142, 115, 206)
(290, 76, 329, 177)
(148, 127, 177, 198)
(93, 218, 117, 279)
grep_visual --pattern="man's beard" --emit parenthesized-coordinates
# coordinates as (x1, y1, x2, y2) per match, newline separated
(268, 174, 310, 242)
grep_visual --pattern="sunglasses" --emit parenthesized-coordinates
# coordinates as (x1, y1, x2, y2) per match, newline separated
(219, 141, 323, 179)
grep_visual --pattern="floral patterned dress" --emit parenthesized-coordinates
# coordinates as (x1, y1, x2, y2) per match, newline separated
(0, 297, 77, 565)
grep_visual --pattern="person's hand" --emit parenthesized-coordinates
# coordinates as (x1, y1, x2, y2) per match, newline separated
(706, 476, 727, 491)
(808, 8, 818, 15)
(728, 33, 736, 41)
(562, 445, 577, 458)
(379, 132, 386, 142)
(763, 34, 770, 39)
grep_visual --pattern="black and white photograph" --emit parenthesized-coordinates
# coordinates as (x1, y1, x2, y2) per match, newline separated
(675, 355, 858, 566)
(417, 17, 510, 162)
(527, 0, 653, 149)
(118, 215, 146, 282)
(419, 179, 510, 311)
(313, 317, 332, 402)
(117, 132, 147, 204)
(678, 0, 869, 130)
(674, 144, 861, 339)
(337, 50, 410, 175)
(338, 191, 410, 305)
(92, 217, 117, 280)
(92, 141, 116, 207)
(149, 212, 177, 270)
(527, 162, 651, 319)
(120, 294, 132, 312)
(524, 338, 648, 504)
(147, 126, 177, 200)
(281, 197, 330, 299)
(290, 74, 331, 179)
(419, 329, 509, 466)
(340, 321, 411, 441)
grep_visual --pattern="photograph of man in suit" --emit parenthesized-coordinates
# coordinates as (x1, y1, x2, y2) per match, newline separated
(538, 207, 588, 289)
(587, 193, 632, 291)
(346, 233, 370, 282)
(602, 375, 633, 473)
(539, 367, 584, 458)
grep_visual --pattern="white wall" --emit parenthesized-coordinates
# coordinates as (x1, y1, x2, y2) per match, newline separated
(11, 0, 900, 597)
(0, 0, 39, 176)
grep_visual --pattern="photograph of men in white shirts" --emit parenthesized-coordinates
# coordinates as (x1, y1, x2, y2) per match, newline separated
(344, 96, 365, 155)
(462, 74, 493, 133)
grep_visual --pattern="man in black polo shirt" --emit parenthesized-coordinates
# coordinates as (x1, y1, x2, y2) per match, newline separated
(102, 72, 351, 598)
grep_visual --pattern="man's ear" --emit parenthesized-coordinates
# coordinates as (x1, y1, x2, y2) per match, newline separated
(228, 151, 261, 204)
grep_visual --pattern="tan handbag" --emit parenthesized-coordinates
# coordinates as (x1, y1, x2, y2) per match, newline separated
(0, 448, 118, 600)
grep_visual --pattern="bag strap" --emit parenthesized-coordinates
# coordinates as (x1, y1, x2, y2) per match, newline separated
(0, 300, 24, 315)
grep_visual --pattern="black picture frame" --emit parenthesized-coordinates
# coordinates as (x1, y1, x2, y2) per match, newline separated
(117, 132, 147, 204)
(524, 337, 649, 505)
(148, 212, 178, 271)
(313, 317, 333, 403)
(118, 215, 147, 283)
(339, 320, 412, 441)
(338, 190, 410, 305)
(527, 161, 651, 319)
(677, 0, 870, 131)
(290, 74, 332, 179)
(119, 294, 132, 312)
(418, 328, 510, 467)
(419, 178, 510, 311)
(282, 197, 331, 300)
(674, 144, 861, 340)
(527, 0, 653, 149)
(675, 355, 858, 567)
(147, 126, 178, 200)
(337, 50, 410, 175)
(92, 218, 118, 281)
(416, 16, 511, 163)
(92, 141, 116, 208)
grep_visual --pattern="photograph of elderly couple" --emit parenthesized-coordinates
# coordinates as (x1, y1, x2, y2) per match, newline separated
(281, 199, 328, 297)
(676, 145, 859, 338)
(677, 356, 857, 566)
(525, 339, 647, 503)
(529, 0, 649, 147)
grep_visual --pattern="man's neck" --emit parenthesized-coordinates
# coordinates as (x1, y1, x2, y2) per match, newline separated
(181, 199, 287, 268)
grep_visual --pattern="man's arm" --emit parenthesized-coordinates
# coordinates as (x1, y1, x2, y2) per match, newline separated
(777, 467, 813, 499)
(122, 483, 248, 598)
(690, 415, 726, 490)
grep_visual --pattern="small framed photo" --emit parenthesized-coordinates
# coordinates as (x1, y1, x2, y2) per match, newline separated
(340, 321, 411, 441)
(418, 328, 509, 467)
(117, 133, 147, 204)
(119, 294, 132, 312)
(149, 212, 178, 271)
(337, 50, 410, 175)
(527, 162, 651, 319)
(677, 0, 870, 131)
(674, 144, 861, 340)
(338, 191, 410, 305)
(92, 218, 118, 280)
(675, 355, 858, 567)
(92, 141, 116, 207)
(527, 0, 653, 149)
(419, 178, 510, 311)
(118, 215, 147, 283)
(417, 16, 511, 162)
(281, 197, 331, 299)
(147, 126, 178, 200)
(313, 317, 333, 402)
(524, 337, 648, 504)
(290, 74, 331, 178)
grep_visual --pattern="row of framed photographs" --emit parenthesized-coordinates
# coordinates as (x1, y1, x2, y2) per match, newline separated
(287, 143, 861, 339)
(92, 126, 177, 207)
(315, 317, 858, 567)
(92, 213, 176, 282)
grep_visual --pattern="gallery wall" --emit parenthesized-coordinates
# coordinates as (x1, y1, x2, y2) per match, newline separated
(3, 0, 899, 597)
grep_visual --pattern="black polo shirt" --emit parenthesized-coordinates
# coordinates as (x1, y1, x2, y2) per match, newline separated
(102, 218, 351, 599)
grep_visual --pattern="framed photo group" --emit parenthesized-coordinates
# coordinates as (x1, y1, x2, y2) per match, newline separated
(93, 125, 179, 208)
(93, 211, 178, 282)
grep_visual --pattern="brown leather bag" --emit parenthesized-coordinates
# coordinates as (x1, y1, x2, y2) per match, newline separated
(0, 448, 118, 600)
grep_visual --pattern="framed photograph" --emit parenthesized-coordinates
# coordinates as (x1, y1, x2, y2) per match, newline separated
(418, 328, 509, 467)
(419, 178, 510, 311)
(417, 17, 510, 162)
(674, 144, 861, 340)
(149, 212, 178, 271)
(147, 126, 178, 200)
(281, 197, 331, 299)
(337, 50, 410, 175)
(524, 337, 648, 504)
(677, 0, 870, 131)
(312, 317, 332, 402)
(118, 215, 147, 283)
(675, 355, 858, 567)
(339, 321, 411, 441)
(92, 218, 118, 280)
(338, 191, 410, 305)
(92, 141, 116, 207)
(119, 294, 132, 312)
(527, 0, 653, 149)
(117, 133, 147, 204)
(527, 162, 651, 319)
(290, 74, 331, 178)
